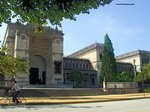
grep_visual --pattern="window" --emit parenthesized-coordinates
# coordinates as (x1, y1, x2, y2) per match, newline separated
(80, 63, 82, 68)
(76, 63, 78, 68)
(54, 61, 62, 74)
(65, 62, 68, 68)
(69, 62, 71, 68)
(86, 64, 89, 69)
(83, 64, 85, 69)
(72, 63, 75, 68)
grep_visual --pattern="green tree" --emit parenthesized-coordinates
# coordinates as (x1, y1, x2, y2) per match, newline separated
(0, 47, 29, 78)
(68, 69, 83, 87)
(135, 64, 150, 82)
(117, 71, 134, 82)
(0, 0, 113, 28)
(100, 34, 117, 84)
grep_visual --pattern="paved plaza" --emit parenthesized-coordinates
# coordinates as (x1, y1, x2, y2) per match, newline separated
(0, 98, 150, 112)
(0, 93, 150, 105)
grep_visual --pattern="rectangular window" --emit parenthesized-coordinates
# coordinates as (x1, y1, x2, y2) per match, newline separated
(54, 61, 62, 74)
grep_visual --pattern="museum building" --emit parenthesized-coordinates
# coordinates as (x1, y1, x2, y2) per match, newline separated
(2, 24, 148, 87)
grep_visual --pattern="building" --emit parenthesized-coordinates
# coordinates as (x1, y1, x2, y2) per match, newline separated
(116, 50, 150, 73)
(2, 24, 143, 87)
(68, 43, 103, 84)
(63, 57, 97, 87)
(67, 43, 135, 85)
(116, 62, 134, 74)
(2, 23, 64, 85)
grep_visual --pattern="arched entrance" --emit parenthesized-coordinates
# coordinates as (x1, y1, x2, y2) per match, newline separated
(29, 55, 47, 84)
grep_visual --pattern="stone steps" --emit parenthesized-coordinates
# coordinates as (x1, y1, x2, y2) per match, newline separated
(19, 88, 106, 97)
(22, 84, 73, 88)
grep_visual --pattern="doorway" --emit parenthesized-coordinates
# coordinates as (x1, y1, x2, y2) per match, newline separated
(29, 68, 39, 84)
(29, 55, 47, 84)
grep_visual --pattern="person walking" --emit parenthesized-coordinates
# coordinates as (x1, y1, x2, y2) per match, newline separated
(10, 81, 21, 104)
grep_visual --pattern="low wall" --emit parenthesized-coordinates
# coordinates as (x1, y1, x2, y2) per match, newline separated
(107, 88, 138, 94)
(106, 82, 139, 94)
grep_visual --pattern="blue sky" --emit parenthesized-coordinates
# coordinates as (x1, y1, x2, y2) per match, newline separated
(0, 0, 150, 56)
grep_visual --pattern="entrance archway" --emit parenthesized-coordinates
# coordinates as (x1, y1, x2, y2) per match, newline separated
(29, 55, 47, 84)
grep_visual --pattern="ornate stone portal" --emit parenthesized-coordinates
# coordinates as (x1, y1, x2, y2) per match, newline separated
(2, 23, 64, 85)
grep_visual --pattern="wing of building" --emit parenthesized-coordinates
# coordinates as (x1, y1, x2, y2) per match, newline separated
(63, 57, 97, 87)
(68, 43, 104, 85)
(116, 50, 150, 73)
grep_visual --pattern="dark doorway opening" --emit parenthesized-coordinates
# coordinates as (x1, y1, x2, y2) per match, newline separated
(42, 71, 46, 84)
(29, 68, 39, 84)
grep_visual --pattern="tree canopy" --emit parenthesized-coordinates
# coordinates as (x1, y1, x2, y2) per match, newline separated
(0, 55, 29, 77)
(0, 0, 113, 28)
(100, 34, 117, 83)
(135, 64, 150, 83)
(117, 71, 134, 82)
(68, 69, 83, 87)
(0, 46, 29, 78)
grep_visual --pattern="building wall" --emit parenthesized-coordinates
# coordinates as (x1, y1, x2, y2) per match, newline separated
(116, 50, 150, 73)
(63, 57, 97, 87)
(2, 23, 64, 85)
(116, 62, 134, 74)
(52, 36, 64, 83)
(68, 43, 103, 85)
(75, 49, 97, 69)
(117, 55, 141, 72)
(14, 31, 29, 59)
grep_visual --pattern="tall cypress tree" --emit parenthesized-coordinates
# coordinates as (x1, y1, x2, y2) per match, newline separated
(100, 34, 117, 83)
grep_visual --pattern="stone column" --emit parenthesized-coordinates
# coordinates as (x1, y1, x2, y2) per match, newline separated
(46, 56, 53, 85)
